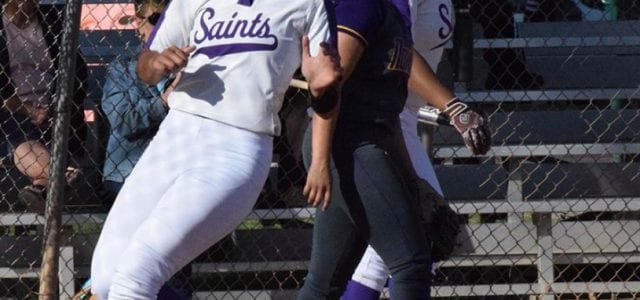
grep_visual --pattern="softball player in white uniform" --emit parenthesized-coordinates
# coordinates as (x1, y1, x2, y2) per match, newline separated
(90, 0, 340, 299)
(344, 0, 455, 297)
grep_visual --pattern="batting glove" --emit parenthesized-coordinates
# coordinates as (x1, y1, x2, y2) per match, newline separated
(443, 97, 492, 155)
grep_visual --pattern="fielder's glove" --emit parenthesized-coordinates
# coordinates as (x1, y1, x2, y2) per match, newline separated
(412, 178, 463, 263)
(443, 97, 492, 155)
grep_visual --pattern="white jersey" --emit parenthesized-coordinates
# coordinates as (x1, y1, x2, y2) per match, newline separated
(147, 0, 335, 136)
(404, 0, 454, 114)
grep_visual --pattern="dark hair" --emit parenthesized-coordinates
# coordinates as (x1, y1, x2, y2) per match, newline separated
(134, 0, 169, 13)
(145, 12, 161, 26)
(134, 0, 168, 26)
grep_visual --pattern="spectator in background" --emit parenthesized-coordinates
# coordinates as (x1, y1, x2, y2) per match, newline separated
(469, 0, 545, 90)
(0, 0, 87, 213)
(100, 0, 172, 198)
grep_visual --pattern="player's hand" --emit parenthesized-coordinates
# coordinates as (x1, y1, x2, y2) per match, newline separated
(300, 35, 342, 98)
(153, 46, 195, 74)
(444, 98, 491, 155)
(303, 161, 332, 211)
(139, 45, 195, 85)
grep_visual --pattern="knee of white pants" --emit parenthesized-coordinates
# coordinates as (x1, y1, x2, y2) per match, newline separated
(107, 242, 173, 299)
(108, 270, 162, 300)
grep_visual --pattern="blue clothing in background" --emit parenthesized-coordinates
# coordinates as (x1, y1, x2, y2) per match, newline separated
(101, 55, 168, 184)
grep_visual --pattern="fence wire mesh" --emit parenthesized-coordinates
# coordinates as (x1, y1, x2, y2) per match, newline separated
(0, 0, 639, 299)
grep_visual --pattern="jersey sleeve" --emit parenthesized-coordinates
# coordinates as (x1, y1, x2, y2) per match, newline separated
(145, 0, 196, 51)
(306, 0, 338, 56)
(334, 0, 385, 47)
(389, 0, 412, 35)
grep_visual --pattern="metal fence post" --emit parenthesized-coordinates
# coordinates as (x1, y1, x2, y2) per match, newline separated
(39, 0, 84, 298)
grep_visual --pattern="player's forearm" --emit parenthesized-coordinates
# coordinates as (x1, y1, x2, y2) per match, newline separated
(137, 49, 167, 85)
(408, 49, 456, 111)
(310, 104, 339, 168)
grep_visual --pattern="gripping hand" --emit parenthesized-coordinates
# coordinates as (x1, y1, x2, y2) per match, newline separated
(443, 98, 492, 155)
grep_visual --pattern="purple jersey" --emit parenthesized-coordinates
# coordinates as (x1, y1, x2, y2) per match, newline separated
(389, 0, 413, 36)
(335, 0, 413, 123)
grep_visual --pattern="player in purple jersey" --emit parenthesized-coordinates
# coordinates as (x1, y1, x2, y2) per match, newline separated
(299, 0, 431, 298)
(298, 0, 490, 299)
(342, 0, 458, 298)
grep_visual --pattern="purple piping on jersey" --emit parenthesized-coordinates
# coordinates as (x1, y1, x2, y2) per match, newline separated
(194, 41, 278, 58)
(337, 25, 368, 47)
(144, 0, 172, 49)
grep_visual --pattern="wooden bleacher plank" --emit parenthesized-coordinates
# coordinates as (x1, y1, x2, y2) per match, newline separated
(517, 20, 640, 38)
(4, 161, 638, 225)
(435, 162, 640, 201)
(452, 197, 640, 214)
(524, 57, 640, 89)
(193, 290, 298, 300)
(190, 281, 640, 300)
(554, 252, 640, 265)
(435, 281, 640, 296)
(455, 88, 640, 102)
(0, 213, 107, 227)
(434, 283, 536, 297)
(0, 268, 38, 279)
(434, 164, 508, 201)
(555, 220, 640, 255)
(455, 222, 537, 256)
(434, 143, 640, 159)
(186, 220, 640, 271)
(473, 36, 640, 49)
(193, 261, 309, 274)
(519, 163, 640, 199)
(550, 281, 640, 294)
(432, 109, 640, 159)
(460, 21, 640, 91)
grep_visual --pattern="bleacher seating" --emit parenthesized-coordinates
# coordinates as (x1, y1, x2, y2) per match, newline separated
(1, 8, 640, 299)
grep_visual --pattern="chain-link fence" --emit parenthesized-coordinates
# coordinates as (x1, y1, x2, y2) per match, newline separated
(0, 0, 639, 299)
